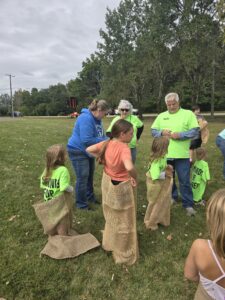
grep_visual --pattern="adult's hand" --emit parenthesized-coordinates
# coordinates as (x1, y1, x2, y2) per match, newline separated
(162, 129, 171, 137)
(170, 132, 180, 139)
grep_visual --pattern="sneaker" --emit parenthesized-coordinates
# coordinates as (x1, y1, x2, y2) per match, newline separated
(194, 200, 206, 207)
(199, 200, 206, 207)
(78, 206, 94, 211)
(186, 207, 196, 216)
(171, 198, 177, 205)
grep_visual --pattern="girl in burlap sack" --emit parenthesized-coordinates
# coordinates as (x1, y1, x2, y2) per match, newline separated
(40, 144, 73, 235)
(184, 189, 225, 300)
(86, 119, 138, 265)
(144, 136, 173, 230)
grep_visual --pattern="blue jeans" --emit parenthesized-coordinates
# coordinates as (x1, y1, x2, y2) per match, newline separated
(130, 147, 137, 164)
(216, 135, 225, 179)
(67, 148, 95, 209)
(167, 159, 193, 208)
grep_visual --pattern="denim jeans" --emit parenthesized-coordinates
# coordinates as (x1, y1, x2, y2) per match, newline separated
(67, 148, 95, 209)
(130, 147, 137, 164)
(216, 135, 225, 179)
(167, 158, 193, 208)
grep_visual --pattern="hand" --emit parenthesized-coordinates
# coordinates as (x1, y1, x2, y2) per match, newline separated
(65, 185, 74, 193)
(162, 129, 171, 137)
(165, 165, 173, 178)
(130, 177, 137, 187)
(170, 132, 180, 139)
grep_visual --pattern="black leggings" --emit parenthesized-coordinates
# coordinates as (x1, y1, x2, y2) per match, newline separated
(111, 179, 122, 185)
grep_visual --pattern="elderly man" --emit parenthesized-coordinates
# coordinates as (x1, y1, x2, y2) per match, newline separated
(151, 92, 199, 216)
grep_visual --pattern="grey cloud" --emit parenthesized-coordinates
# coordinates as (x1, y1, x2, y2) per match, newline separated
(0, 0, 121, 92)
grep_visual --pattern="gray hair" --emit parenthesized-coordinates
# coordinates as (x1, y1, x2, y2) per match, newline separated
(89, 99, 108, 111)
(165, 93, 179, 103)
(118, 99, 133, 113)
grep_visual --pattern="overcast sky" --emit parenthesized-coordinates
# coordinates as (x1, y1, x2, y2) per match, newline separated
(0, 0, 121, 94)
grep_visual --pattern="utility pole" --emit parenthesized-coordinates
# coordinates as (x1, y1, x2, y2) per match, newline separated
(5, 74, 15, 118)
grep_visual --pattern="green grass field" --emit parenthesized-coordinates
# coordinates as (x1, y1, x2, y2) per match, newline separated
(0, 117, 224, 300)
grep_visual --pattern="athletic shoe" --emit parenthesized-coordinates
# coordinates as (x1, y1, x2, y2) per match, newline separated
(171, 198, 177, 205)
(186, 207, 196, 216)
(195, 200, 206, 207)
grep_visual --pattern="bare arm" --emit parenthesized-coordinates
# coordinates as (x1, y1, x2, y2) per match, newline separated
(184, 240, 200, 282)
(123, 159, 137, 186)
(86, 144, 100, 158)
(199, 119, 208, 130)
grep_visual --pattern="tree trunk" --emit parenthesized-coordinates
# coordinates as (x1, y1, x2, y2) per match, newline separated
(211, 58, 215, 118)
(157, 78, 163, 113)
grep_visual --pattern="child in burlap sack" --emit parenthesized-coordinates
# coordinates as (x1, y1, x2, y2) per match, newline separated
(40, 144, 73, 235)
(86, 119, 138, 265)
(144, 136, 173, 230)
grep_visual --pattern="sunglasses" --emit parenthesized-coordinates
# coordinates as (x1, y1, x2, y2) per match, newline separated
(120, 109, 129, 112)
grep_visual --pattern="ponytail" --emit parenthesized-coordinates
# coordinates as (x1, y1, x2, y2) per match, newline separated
(89, 99, 108, 112)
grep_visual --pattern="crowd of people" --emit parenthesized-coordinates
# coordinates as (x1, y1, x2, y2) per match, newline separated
(38, 94, 225, 299)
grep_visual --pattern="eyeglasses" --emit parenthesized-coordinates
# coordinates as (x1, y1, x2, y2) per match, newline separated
(120, 109, 129, 112)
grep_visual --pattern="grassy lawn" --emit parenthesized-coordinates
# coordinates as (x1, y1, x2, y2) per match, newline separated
(0, 116, 224, 300)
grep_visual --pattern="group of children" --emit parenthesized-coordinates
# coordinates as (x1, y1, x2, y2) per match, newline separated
(39, 107, 210, 234)
(36, 107, 225, 299)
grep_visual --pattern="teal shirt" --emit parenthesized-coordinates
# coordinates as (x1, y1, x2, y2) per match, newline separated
(219, 129, 225, 139)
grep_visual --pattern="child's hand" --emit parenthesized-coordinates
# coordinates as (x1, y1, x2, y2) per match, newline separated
(65, 185, 74, 193)
(130, 177, 137, 187)
(165, 165, 173, 178)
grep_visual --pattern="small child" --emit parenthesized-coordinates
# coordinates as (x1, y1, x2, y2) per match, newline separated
(191, 147, 210, 206)
(190, 105, 209, 163)
(40, 144, 73, 202)
(144, 136, 173, 230)
(40, 144, 73, 235)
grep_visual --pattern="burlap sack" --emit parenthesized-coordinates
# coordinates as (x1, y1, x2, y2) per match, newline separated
(199, 119, 209, 144)
(101, 172, 139, 265)
(33, 193, 100, 259)
(40, 233, 100, 259)
(144, 174, 172, 230)
(33, 192, 73, 235)
(194, 283, 213, 300)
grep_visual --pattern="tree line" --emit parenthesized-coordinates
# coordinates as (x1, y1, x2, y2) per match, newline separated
(0, 0, 225, 116)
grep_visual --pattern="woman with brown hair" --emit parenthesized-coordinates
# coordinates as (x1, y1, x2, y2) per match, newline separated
(67, 99, 108, 210)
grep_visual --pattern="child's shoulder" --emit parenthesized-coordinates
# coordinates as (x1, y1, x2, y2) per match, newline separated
(54, 165, 68, 173)
(199, 159, 209, 166)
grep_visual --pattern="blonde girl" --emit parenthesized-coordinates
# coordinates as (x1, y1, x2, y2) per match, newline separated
(40, 144, 73, 202)
(184, 189, 225, 299)
(144, 136, 173, 230)
(40, 144, 73, 235)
